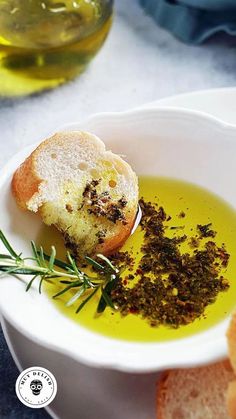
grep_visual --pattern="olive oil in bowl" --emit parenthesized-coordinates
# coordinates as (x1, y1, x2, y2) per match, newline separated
(0, 0, 113, 97)
(41, 177, 236, 342)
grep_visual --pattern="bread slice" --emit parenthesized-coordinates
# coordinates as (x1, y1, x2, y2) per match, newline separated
(227, 380, 236, 419)
(227, 311, 236, 375)
(227, 310, 236, 418)
(12, 131, 138, 258)
(157, 360, 235, 419)
(156, 310, 236, 419)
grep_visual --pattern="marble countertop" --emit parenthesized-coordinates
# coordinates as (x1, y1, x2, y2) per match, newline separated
(1, 0, 236, 417)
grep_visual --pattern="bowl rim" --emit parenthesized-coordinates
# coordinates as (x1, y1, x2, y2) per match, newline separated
(0, 106, 235, 373)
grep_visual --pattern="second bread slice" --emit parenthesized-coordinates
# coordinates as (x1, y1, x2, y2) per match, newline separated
(157, 360, 235, 419)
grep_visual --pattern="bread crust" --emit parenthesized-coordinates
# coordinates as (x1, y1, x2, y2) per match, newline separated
(227, 380, 236, 419)
(157, 371, 169, 419)
(95, 212, 136, 255)
(227, 311, 236, 419)
(227, 311, 236, 374)
(12, 131, 138, 257)
(12, 154, 41, 210)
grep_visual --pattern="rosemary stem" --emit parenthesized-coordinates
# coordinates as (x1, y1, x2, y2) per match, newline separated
(0, 261, 80, 280)
(0, 231, 120, 314)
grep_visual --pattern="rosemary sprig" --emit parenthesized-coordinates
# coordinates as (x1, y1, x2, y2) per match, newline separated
(0, 230, 119, 314)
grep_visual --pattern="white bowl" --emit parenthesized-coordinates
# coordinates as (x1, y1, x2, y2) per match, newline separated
(0, 107, 236, 373)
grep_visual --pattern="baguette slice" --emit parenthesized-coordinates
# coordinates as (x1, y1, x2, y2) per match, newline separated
(157, 360, 235, 419)
(12, 131, 138, 258)
(227, 310, 236, 418)
(227, 380, 236, 419)
(227, 310, 236, 375)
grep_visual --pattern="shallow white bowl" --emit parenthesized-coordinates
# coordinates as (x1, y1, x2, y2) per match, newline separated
(0, 107, 236, 373)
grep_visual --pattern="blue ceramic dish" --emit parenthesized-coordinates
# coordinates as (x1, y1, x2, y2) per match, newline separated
(139, 0, 236, 44)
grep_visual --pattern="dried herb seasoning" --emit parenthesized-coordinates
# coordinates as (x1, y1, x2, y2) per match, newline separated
(197, 223, 216, 238)
(82, 179, 128, 225)
(110, 198, 230, 328)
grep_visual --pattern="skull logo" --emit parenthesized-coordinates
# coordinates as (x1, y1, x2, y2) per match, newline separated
(30, 380, 43, 396)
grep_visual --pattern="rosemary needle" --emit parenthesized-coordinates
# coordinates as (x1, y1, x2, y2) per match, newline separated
(0, 230, 119, 314)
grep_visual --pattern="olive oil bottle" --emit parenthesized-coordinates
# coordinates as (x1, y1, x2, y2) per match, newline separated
(0, 0, 113, 97)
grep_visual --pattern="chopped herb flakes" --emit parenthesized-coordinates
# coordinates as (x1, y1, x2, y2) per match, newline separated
(82, 179, 128, 225)
(197, 223, 216, 238)
(111, 198, 230, 328)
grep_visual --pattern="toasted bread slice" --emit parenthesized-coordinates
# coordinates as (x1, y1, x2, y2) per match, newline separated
(12, 131, 138, 257)
(227, 310, 236, 375)
(227, 380, 236, 419)
(157, 360, 235, 419)
(227, 310, 236, 418)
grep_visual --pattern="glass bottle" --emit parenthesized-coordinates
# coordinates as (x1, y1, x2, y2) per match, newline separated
(0, 0, 113, 97)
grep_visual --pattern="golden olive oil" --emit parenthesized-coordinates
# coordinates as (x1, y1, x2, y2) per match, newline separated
(0, 0, 113, 97)
(41, 177, 236, 342)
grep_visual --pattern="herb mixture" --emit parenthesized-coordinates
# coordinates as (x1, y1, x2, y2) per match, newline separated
(110, 198, 230, 328)
(63, 179, 128, 256)
(82, 179, 128, 226)
(0, 194, 230, 330)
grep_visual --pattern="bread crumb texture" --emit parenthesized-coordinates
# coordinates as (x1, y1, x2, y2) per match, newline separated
(157, 361, 235, 419)
(12, 131, 138, 257)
